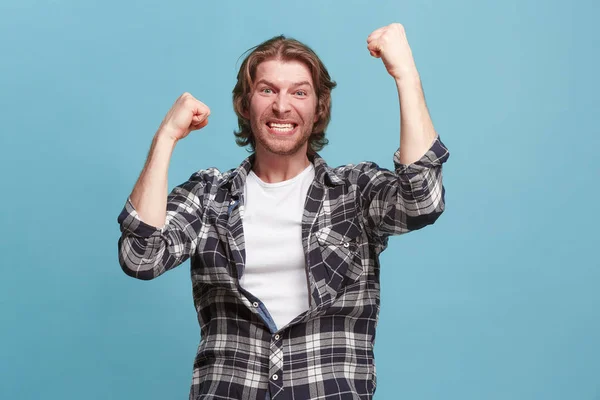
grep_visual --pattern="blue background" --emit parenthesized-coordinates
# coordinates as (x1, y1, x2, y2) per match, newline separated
(1, 0, 599, 399)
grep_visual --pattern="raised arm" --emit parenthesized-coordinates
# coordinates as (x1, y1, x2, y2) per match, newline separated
(130, 93, 210, 227)
(117, 93, 210, 280)
(367, 23, 437, 164)
(361, 23, 449, 240)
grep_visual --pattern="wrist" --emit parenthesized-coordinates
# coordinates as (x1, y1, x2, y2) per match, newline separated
(394, 70, 421, 87)
(155, 126, 181, 146)
(153, 131, 179, 152)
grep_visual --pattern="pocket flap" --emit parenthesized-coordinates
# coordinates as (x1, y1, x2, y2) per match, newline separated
(315, 219, 362, 247)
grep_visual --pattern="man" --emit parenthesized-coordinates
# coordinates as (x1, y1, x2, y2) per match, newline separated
(118, 23, 449, 400)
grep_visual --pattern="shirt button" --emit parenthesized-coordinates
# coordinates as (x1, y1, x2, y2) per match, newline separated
(342, 241, 350, 248)
(272, 374, 278, 381)
(252, 302, 259, 308)
(274, 334, 280, 340)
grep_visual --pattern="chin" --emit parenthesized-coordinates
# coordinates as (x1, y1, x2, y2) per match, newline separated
(257, 135, 309, 156)
(264, 143, 304, 156)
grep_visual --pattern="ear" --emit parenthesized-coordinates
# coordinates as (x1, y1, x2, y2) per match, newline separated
(241, 107, 250, 120)
(314, 102, 322, 124)
(240, 95, 251, 119)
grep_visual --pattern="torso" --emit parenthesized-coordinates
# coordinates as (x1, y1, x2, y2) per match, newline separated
(240, 163, 315, 330)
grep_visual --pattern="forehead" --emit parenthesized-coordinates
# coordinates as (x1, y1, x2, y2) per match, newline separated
(255, 59, 314, 87)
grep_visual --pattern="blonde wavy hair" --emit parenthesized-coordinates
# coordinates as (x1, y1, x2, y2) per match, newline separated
(232, 35, 337, 154)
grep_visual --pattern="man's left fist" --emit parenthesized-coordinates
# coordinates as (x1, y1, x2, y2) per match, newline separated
(367, 23, 418, 80)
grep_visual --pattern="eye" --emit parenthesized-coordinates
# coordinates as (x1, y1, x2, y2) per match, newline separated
(295, 90, 307, 96)
(261, 88, 273, 94)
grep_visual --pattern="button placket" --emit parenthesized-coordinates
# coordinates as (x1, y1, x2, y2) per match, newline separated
(269, 336, 284, 392)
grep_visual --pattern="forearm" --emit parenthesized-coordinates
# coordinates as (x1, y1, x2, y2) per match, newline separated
(129, 129, 178, 228)
(396, 73, 438, 165)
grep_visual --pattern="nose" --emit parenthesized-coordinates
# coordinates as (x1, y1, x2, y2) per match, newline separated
(272, 92, 291, 114)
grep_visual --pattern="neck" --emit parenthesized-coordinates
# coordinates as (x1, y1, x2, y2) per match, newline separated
(253, 146, 311, 183)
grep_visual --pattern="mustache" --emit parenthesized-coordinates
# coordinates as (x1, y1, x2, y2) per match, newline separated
(260, 113, 301, 124)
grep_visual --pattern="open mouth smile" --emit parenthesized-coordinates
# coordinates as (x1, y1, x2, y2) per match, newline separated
(266, 121, 298, 136)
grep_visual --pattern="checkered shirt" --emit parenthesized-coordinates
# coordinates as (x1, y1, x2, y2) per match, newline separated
(117, 136, 450, 400)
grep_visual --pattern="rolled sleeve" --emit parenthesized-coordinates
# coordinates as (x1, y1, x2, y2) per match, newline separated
(118, 197, 164, 239)
(365, 136, 450, 240)
(394, 136, 450, 175)
(393, 135, 450, 203)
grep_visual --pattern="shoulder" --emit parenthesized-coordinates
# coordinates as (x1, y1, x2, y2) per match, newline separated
(327, 160, 395, 186)
(183, 167, 237, 190)
(188, 167, 229, 183)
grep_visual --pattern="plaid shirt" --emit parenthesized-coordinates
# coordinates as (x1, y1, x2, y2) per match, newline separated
(117, 136, 449, 400)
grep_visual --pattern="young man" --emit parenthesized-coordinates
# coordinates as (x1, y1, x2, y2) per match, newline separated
(118, 23, 449, 400)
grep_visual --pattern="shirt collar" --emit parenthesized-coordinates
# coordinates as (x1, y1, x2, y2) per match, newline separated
(218, 152, 344, 196)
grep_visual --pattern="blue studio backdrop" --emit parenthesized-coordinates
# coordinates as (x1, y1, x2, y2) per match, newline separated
(1, 0, 599, 399)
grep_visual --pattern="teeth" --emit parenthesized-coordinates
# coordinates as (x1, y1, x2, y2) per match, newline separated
(270, 123, 294, 129)
(268, 122, 295, 133)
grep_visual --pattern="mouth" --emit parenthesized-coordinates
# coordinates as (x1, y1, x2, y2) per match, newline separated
(266, 121, 298, 136)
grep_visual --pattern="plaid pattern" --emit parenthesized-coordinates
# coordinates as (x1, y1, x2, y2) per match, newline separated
(117, 137, 449, 399)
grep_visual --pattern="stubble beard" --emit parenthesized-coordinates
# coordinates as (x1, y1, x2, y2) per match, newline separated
(251, 115, 314, 157)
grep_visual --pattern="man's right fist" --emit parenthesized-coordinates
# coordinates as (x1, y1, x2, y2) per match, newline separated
(158, 92, 210, 141)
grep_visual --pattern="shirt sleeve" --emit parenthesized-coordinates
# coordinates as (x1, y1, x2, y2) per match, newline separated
(361, 135, 450, 241)
(117, 173, 206, 280)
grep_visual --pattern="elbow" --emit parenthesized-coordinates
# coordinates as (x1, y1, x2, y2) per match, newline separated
(406, 189, 446, 231)
(406, 208, 444, 231)
(120, 261, 158, 281)
(118, 237, 163, 281)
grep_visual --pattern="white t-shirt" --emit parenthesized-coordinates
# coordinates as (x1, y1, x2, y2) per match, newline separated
(240, 164, 315, 330)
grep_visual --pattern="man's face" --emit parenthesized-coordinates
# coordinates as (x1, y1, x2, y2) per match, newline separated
(248, 59, 318, 157)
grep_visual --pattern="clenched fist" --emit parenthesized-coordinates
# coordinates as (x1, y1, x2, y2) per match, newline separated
(158, 92, 211, 142)
(367, 23, 418, 80)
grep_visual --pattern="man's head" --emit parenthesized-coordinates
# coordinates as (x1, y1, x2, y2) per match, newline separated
(233, 35, 336, 156)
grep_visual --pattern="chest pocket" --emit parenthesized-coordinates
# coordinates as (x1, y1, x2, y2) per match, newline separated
(315, 218, 364, 285)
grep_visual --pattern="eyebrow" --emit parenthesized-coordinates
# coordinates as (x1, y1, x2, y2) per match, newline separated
(255, 79, 313, 89)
